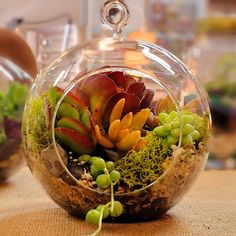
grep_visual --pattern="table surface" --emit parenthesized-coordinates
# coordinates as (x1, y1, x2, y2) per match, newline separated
(0, 167, 236, 236)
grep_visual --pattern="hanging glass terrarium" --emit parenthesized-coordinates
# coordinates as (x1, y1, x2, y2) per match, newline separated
(22, 0, 211, 234)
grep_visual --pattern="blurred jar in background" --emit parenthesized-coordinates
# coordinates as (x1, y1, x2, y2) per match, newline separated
(185, 17, 236, 169)
(145, 0, 199, 58)
(15, 16, 78, 69)
(1, 0, 88, 70)
(0, 28, 36, 181)
(208, 0, 236, 16)
(0, 57, 31, 182)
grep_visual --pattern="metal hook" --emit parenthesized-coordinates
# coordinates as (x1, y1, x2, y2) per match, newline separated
(100, 0, 129, 35)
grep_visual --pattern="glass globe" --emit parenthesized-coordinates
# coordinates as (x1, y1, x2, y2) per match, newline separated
(0, 57, 31, 182)
(22, 0, 210, 222)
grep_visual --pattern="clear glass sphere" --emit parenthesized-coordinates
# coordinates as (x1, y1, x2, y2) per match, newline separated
(22, 37, 210, 221)
(0, 57, 31, 182)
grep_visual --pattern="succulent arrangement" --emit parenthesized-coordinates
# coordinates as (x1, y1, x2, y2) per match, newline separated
(23, 71, 209, 235)
(0, 81, 28, 181)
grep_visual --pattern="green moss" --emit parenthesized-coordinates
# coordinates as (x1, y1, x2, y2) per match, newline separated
(115, 132, 171, 190)
(192, 113, 210, 142)
(22, 96, 51, 154)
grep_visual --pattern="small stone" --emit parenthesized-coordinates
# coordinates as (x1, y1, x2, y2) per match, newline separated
(68, 162, 85, 179)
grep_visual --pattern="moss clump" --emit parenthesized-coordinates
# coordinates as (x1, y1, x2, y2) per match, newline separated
(115, 132, 171, 190)
(22, 96, 51, 154)
(192, 113, 210, 142)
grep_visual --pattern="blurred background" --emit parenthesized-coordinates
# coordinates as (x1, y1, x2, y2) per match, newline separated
(0, 0, 235, 169)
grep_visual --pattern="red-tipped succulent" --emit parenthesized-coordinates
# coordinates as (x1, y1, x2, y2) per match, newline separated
(46, 87, 96, 154)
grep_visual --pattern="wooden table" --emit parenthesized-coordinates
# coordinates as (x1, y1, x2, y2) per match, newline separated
(0, 167, 235, 236)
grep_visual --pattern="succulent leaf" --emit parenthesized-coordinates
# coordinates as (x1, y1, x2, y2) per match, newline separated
(117, 129, 130, 142)
(120, 112, 133, 130)
(131, 108, 150, 131)
(57, 103, 80, 119)
(140, 89, 154, 109)
(106, 71, 136, 90)
(124, 75, 136, 89)
(121, 93, 140, 116)
(126, 82, 145, 99)
(91, 102, 102, 126)
(80, 108, 92, 128)
(55, 127, 95, 154)
(116, 130, 141, 151)
(57, 117, 90, 137)
(108, 119, 121, 141)
(70, 86, 90, 107)
(56, 88, 87, 113)
(109, 98, 125, 125)
(47, 86, 60, 108)
(106, 71, 126, 89)
(103, 92, 140, 128)
(81, 74, 117, 110)
(95, 125, 115, 149)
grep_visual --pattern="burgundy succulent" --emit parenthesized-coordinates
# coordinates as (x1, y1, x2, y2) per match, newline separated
(77, 71, 154, 128)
